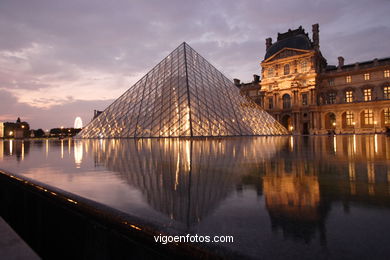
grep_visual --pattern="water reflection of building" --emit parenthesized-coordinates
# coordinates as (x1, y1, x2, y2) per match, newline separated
(257, 135, 390, 243)
(262, 157, 327, 243)
(90, 138, 287, 226)
(84, 135, 390, 240)
(1, 140, 30, 161)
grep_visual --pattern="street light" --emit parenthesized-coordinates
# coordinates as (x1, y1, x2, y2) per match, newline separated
(374, 121, 377, 133)
(352, 122, 356, 134)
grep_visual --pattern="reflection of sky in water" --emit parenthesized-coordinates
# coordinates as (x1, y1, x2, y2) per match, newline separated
(1, 136, 390, 259)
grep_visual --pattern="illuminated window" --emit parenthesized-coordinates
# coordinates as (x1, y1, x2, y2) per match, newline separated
(384, 108, 390, 124)
(328, 92, 336, 104)
(268, 68, 274, 77)
(268, 97, 273, 109)
(282, 94, 291, 109)
(302, 93, 308, 105)
(346, 111, 354, 126)
(364, 73, 370, 80)
(346, 76, 352, 83)
(384, 70, 390, 78)
(328, 78, 335, 86)
(345, 90, 353, 103)
(364, 88, 372, 101)
(384, 86, 390, 99)
(364, 109, 374, 125)
(284, 64, 290, 75)
(301, 60, 307, 72)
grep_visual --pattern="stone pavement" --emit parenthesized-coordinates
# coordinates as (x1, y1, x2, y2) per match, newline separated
(0, 217, 40, 260)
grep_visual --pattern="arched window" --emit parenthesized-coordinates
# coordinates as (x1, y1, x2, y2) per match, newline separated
(325, 112, 336, 129)
(284, 64, 290, 75)
(283, 94, 291, 109)
(342, 111, 354, 128)
(361, 109, 374, 126)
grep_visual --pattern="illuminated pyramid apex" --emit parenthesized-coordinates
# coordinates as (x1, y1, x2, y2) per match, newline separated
(77, 43, 287, 138)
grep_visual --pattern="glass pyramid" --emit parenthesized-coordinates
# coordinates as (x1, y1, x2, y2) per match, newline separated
(77, 43, 287, 138)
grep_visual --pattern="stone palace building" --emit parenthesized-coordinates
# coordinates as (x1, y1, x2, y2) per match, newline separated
(236, 24, 390, 134)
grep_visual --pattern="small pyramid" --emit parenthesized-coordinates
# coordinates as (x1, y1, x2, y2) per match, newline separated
(78, 43, 287, 138)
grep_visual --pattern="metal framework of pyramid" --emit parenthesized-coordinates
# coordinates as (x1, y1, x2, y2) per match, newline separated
(77, 43, 287, 138)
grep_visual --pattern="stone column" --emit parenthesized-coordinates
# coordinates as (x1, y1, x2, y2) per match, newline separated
(336, 111, 342, 134)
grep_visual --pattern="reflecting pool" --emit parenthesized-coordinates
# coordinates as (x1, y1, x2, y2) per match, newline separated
(1, 135, 390, 259)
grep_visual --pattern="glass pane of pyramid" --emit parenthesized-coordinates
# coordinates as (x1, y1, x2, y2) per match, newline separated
(78, 43, 287, 138)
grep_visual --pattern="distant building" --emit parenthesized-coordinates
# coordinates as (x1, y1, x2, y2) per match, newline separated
(93, 110, 103, 120)
(3, 118, 30, 138)
(0, 122, 3, 138)
(236, 24, 390, 134)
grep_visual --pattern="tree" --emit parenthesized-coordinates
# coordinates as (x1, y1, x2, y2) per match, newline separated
(34, 129, 45, 138)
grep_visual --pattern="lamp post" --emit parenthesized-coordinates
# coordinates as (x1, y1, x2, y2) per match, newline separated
(374, 121, 377, 134)
(352, 122, 356, 134)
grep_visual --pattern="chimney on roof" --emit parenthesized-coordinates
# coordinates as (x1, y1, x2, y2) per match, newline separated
(338, 56, 344, 68)
(233, 78, 241, 87)
(266, 38, 272, 51)
(312, 23, 319, 50)
(253, 74, 260, 83)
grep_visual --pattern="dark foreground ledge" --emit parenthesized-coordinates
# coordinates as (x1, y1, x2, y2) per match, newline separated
(0, 170, 221, 259)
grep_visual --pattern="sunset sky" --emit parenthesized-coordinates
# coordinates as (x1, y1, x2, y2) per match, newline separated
(1, 0, 389, 129)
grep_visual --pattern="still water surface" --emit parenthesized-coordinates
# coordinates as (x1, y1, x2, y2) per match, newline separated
(1, 135, 390, 259)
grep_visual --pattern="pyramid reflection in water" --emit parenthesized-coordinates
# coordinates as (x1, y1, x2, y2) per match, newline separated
(91, 138, 287, 225)
(78, 43, 287, 138)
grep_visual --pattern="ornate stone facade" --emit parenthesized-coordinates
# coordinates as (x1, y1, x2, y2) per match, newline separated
(236, 24, 390, 134)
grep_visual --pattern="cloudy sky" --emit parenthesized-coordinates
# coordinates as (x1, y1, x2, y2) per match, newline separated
(0, 0, 389, 129)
